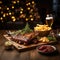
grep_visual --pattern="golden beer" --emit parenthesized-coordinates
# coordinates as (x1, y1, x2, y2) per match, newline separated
(46, 14, 53, 27)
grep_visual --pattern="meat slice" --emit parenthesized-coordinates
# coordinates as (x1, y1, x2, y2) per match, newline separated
(11, 32, 39, 45)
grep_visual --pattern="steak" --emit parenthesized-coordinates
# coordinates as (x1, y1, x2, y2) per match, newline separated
(11, 32, 39, 45)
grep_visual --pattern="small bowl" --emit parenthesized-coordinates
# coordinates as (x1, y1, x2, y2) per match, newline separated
(36, 45, 56, 55)
(38, 30, 51, 37)
(4, 41, 13, 50)
(34, 25, 51, 37)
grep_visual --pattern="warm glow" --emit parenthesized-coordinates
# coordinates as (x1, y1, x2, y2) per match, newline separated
(13, 18, 16, 22)
(26, 2, 31, 6)
(0, 1, 2, 4)
(6, 13, 9, 16)
(37, 16, 40, 18)
(9, 12, 12, 15)
(11, 16, 15, 19)
(12, 6, 14, 9)
(7, 8, 9, 10)
(31, 18, 34, 21)
(3, 14, 6, 17)
(20, 11, 23, 14)
(26, 18, 28, 21)
(30, 15, 33, 17)
(26, 3, 29, 6)
(28, 2, 30, 5)
(32, 1, 35, 4)
(1, 11, 3, 14)
(23, 15, 25, 18)
(20, 14, 26, 18)
(12, 1, 16, 4)
(0, 17, 3, 20)
(0, 0, 40, 22)
(0, 7, 2, 9)
(30, 9, 33, 12)
(27, 7, 30, 10)
(21, 8, 23, 11)
(17, 0, 19, 3)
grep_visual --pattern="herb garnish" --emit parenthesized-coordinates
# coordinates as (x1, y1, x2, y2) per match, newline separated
(47, 36, 56, 41)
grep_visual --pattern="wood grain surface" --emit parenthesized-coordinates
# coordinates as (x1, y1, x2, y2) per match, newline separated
(3, 34, 57, 51)
(0, 30, 60, 60)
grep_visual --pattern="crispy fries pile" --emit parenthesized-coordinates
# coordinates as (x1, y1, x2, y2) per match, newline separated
(34, 24, 51, 31)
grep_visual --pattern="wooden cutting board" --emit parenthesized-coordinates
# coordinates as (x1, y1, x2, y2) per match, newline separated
(3, 34, 57, 51)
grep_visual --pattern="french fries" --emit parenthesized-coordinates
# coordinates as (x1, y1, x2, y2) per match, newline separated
(34, 24, 51, 31)
(39, 37, 49, 43)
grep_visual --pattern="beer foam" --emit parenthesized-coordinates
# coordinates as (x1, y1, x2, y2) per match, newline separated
(46, 17, 50, 20)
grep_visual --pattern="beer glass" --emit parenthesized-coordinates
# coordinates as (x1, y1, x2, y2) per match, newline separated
(46, 14, 53, 27)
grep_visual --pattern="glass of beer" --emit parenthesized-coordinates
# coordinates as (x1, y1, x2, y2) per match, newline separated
(46, 14, 53, 27)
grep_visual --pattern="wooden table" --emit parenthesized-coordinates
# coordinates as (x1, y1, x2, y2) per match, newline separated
(0, 30, 60, 60)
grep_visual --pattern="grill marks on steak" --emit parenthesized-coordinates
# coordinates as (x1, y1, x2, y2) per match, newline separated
(11, 32, 39, 45)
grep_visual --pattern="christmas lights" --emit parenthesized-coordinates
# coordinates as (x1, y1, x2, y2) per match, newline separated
(0, 0, 40, 23)
(26, 18, 29, 21)
(13, 18, 16, 22)
(12, 6, 14, 9)
(31, 18, 34, 21)
(6, 13, 9, 16)
(32, 1, 35, 4)
(17, 0, 20, 3)
(11, 16, 15, 19)
(7, 7, 9, 10)
(0, 7, 2, 9)
(27, 7, 30, 10)
(12, 1, 16, 4)
(0, 17, 3, 20)
(20, 11, 23, 14)
(0, 1, 2, 4)
(3, 13, 6, 17)
(1, 11, 3, 13)
(9, 12, 12, 15)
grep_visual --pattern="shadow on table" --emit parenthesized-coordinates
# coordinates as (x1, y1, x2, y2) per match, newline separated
(38, 50, 60, 56)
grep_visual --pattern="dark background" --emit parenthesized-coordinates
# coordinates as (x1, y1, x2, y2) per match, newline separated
(35, 0, 60, 29)
(0, 0, 60, 29)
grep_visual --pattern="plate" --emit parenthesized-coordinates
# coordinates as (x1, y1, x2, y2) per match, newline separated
(36, 45, 57, 54)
